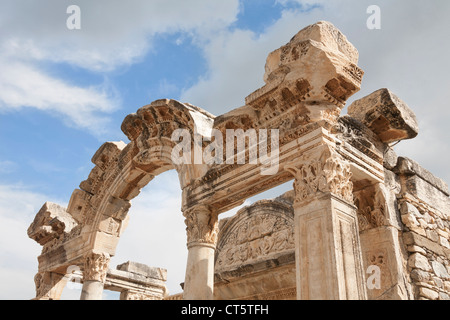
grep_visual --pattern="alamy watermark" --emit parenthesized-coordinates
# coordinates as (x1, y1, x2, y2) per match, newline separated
(366, 265, 381, 290)
(367, 5, 381, 30)
(171, 128, 280, 175)
(63, 265, 82, 290)
(66, 5, 81, 30)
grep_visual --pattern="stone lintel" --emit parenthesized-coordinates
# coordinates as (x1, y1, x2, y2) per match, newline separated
(116, 261, 167, 281)
(348, 88, 419, 144)
(394, 157, 449, 196)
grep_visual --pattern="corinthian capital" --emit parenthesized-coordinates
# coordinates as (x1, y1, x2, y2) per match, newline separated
(83, 251, 110, 283)
(183, 205, 218, 248)
(286, 145, 353, 205)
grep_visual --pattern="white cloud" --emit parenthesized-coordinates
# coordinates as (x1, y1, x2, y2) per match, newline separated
(0, 58, 119, 136)
(0, 0, 241, 135)
(0, 0, 240, 72)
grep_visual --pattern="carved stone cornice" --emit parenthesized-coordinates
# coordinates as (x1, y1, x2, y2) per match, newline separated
(183, 205, 219, 248)
(285, 146, 353, 205)
(83, 251, 110, 283)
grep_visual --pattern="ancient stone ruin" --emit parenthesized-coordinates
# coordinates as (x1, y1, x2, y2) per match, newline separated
(28, 21, 450, 300)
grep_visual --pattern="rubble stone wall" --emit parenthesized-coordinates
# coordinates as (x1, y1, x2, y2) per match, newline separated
(394, 157, 450, 300)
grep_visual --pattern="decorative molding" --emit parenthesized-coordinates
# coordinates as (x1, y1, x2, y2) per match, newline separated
(183, 205, 219, 248)
(83, 252, 110, 283)
(285, 146, 353, 205)
(215, 203, 294, 269)
(120, 291, 161, 300)
(354, 184, 387, 232)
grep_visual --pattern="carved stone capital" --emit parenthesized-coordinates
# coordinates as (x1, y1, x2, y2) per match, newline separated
(286, 146, 353, 205)
(83, 251, 110, 283)
(183, 205, 218, 248)
(354, 183, 387, 232)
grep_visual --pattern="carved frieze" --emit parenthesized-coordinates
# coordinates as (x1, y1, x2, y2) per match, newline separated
(215, 200, 294, 270)
(120, 291, 161, 300)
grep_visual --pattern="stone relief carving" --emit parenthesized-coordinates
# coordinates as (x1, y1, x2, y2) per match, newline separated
(216, 201, 294, 269)
(121, 291, 160, 300)
(83, 252, 111, 283)
(285, 146, 353, 205)
(183, 205, 219, 247)
(354, 184, 387, 232)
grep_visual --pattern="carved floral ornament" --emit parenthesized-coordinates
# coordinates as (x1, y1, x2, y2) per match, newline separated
(83, 251, 111, 283)
(183, 205, 219, 248)
(285, 146, 353, 205)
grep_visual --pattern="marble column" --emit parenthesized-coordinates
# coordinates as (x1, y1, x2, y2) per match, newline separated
(182, 205, 218, 300)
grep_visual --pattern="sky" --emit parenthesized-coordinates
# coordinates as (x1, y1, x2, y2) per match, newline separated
(0, 0, 449, 300)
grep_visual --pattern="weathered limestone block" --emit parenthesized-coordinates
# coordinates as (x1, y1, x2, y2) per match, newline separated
(67, 189, 90, 223)
(117, 261, 167, 281)
(246, 21, 363, 126)
(33, 271, 67, 300)
(333, 115, 384, 166)
(419, 287, 439, 300)
(395, 157, 449, 196)
(104, 261, 168, 300)
(431, 261, 450, 280)
(348, 88, 419, 143)
(404, 178, 449, 216)
(359, 226, 412, 300)
(103, 196, 131, 221)
(91, 141, 127, 170)
(403, 231, 450, 259)
(408, 253, 432, 272)
(383, 147, 398, 170)
(28, 202, 77, 246)
(263, 21, 362, 104)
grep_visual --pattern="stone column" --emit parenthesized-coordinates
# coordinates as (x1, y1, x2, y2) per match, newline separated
(80, 251, 110, 300)
(33, 271, 67, 300)
(286, 145, 367, 300)
(182, 205, 218, 300)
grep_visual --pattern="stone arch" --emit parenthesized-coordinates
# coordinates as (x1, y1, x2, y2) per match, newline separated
(59, 99, 215, 299)
(30, 100, 213, 298)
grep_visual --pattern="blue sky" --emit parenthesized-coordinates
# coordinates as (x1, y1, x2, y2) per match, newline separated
(1, 0, 449, 299)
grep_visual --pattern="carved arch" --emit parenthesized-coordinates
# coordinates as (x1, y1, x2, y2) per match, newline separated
(66, 99, 214, 265)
